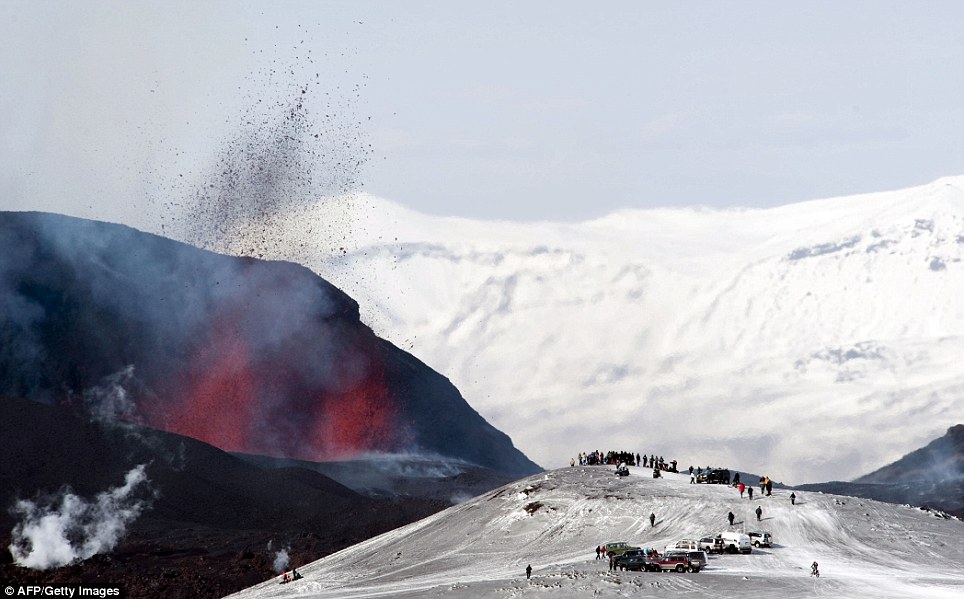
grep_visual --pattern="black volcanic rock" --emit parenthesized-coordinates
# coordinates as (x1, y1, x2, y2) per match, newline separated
(0, 211, 539, 478)
(0, 397, 449, 598)
(795, 425, 964, 517)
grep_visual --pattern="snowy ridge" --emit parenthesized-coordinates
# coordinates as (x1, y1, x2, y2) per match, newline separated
(208, 176, 964, 484)
(227, 466, 964, 598)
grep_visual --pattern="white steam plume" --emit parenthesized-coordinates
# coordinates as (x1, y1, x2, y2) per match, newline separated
(273, 547, 291, 573)
(8, 465, 152, 569)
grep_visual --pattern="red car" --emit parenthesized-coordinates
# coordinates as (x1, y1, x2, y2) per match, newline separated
(649, 554, 700, 573)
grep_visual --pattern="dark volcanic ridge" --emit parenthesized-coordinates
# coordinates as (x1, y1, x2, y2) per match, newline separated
(233, 452, 518, 504)
(0, 397, 456, 598)
(855, 424, 964, 484)
(0, 210, 539, 479)
(795, 424, 964, 517)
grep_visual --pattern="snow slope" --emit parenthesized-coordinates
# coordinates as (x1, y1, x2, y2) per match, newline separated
(227, 466, 964, 599)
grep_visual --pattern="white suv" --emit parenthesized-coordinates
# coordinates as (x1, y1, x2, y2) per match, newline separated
(748, 531, 772, 548)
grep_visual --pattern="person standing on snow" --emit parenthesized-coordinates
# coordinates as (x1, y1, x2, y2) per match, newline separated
(748, 486, 754, 499)
(739, 483, 745, 498)
(728, 511, 735, 526)
(810, 561, 819, 577)
(596, 545, 601, 560)
(650, 512, 656, 527)
(526, 564, 532, 579)
(755, 505, 763, 521)
(790, 492, 797, 505)
(690, 471, 696, 484)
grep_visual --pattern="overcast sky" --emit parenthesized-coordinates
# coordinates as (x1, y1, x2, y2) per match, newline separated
(2, 1, 964, 224)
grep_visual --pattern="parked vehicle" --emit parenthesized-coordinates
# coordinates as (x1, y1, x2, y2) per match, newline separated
(719, 531, 752, 554)
(617, 555, 660, 572)
(699, 535, 724, 554)
(696, 468, 731, 484)
(665, 539, 701, 552)
(663, 549, 708, 570)
(748, 531, 772, 548)
(649, 554, 700, 573)
(614, 549, 645, 566)
(603, 542, 640, 557)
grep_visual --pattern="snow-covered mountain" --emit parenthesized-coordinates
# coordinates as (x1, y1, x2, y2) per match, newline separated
(183, 176, 964, 485)
(227, 466, 964, 599)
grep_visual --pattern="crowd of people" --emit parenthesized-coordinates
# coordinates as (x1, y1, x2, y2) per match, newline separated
(573, 451, 678, 472)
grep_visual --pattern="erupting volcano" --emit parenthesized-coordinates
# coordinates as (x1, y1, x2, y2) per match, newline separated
(0, 211, 539, 477)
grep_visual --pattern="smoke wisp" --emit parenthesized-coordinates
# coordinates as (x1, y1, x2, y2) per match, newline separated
(273, 547, 290, 574)
(8, 464, 153, 569)
(82, 365, 139, 422)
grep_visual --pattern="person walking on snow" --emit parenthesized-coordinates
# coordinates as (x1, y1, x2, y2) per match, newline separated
(727, 511, 735, 526)
(755, 505, 763, 521)
(748, 486, 754, 499)
(690, 471, 696, 484)
(738, 483, 745, 498)
(526, 564, 532, 579)
(810, 561, 820, 577)
(790, 492, 796, 505)
(650, 512, 656, 527)
(595, 545, 601, 560)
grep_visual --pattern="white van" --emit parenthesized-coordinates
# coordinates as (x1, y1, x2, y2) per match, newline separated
(719, 532, 752, 554)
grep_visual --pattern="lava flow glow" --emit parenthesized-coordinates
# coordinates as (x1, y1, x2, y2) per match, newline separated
(164, 314, 258, 454)
(310, 362, 397, 459)
(141, 308, 400, 462)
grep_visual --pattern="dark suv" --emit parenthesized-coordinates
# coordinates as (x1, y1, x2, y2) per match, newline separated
(617, 555, 659, 572)
(696, 469, 731, 484)
(615, 549, 646, 564)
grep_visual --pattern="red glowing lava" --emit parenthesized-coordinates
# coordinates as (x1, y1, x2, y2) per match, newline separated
(142, 309, 399, 462)
(162, 314, 258, 453)
(308, 359, 397, 459)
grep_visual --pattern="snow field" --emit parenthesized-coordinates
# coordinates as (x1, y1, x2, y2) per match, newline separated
(227, 466, 964, 598)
